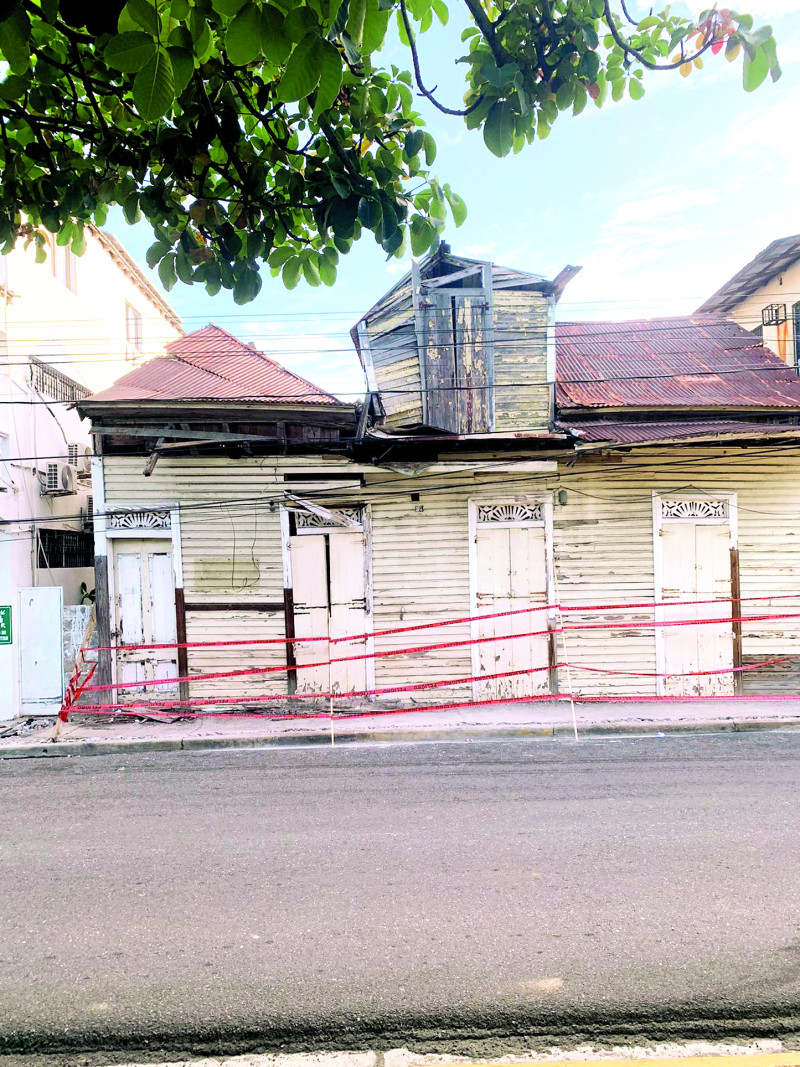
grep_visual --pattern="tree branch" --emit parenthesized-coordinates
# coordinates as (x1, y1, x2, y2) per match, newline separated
(399, 0, 486, 116)
(462, 0, 512, 66)
(602, 0, 716, 69)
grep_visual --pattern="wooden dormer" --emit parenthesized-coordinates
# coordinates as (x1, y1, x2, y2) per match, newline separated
(351, 246, 579, 434)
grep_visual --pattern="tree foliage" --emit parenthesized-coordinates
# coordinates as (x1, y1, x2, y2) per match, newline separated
(0, 0, 781, 301)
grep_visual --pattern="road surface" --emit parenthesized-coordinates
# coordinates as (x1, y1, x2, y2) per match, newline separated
(1, 733, 799, 1060)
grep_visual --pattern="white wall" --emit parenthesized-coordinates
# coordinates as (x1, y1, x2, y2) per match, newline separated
(0, 228, 181, 718)
(726, 258, 800, 368)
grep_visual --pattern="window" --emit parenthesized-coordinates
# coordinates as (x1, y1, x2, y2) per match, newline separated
(29, 356, 90, 403)
(126, 303, 143, 355)
(46, 235, 78, 294)
(37, 528, 93, 569)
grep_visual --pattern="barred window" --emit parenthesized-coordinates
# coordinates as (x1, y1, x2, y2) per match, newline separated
(29, 357, 90, 404)
(38, 528, 94, 569)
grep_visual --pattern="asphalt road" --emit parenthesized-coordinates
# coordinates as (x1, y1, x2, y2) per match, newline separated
(2, 733, 800, 1060)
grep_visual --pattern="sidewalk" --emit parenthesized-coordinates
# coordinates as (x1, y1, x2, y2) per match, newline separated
(2, 698, 800, 758)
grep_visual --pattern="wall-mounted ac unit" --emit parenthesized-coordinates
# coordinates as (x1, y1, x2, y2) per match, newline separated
(68, 443, 92, 475)
(41, 462, 77, 496)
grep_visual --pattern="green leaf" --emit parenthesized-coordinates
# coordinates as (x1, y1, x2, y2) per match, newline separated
(124, 0, 160, 36)
(104, 32, 157, 72)
(629, 77, 645, 100)
(483, 101, 513, 157)
(123, 192, 141, 225)
(409, 215, 434, 256)
(284, 6, 318, 40)
(313, 39, 342, 116)
(170, 0, 190, 18)
(133, 48, 175, 121)
(0, 7, 30, 75)
(158, 253, 177, 290)
(226, 2, 263, 65)
(302, 256, 321, 286)
(443, 185, 467, 226)
(421, 132, 437, 164)
(319, 255, 337, 286)
(404, 129, 424, 159)
(71, 226, 86, 257)
(358, 197, 382, 227)
(743, 44, 769, 90)
(233, 268, 262, 304)
(277, 34, 322, 102)
(431, 0, 448, 23)
(572, 81, 588, 114)
(169, 47, 193, 93)
(212, 0, 248, 15)
(146, 239, 170, 268)
(555, 81, 573, 110)
(361, 0, 390, 54)
(282, 257, 302, 288)
(346, 0, 366, 48)
(261, 5, 291, 63)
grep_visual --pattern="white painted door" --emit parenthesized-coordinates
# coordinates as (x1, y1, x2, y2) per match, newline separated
(19, 586, 63, 715)
(290, 531, 367, 694)
(474, 523, 550, 699)
(113, 539, 178, 698)
(661, 522, 733, 696)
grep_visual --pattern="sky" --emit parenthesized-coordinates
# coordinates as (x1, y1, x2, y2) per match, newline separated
(107, 0, 800, 400)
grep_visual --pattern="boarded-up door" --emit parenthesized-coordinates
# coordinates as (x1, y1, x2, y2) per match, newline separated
(19, 586, 63, 715)
(290, 525, 367, 694)
(113, 539, 178, 698)
(421, 290, 491, 434)
(473, 503, 550, 699)
(659, 505, 734, 696)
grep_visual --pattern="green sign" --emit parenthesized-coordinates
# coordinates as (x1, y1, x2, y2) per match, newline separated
(0, 605, 11, 645)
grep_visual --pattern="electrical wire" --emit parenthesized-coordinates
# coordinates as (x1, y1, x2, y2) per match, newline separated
(2, 442, 800, 536)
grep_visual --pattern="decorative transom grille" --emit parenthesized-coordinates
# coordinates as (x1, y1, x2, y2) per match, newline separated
(295, 507, 364, 530)
(476, 502, 543, 524)
(661, 499, 728, 520)
(108, 510, 171, 530)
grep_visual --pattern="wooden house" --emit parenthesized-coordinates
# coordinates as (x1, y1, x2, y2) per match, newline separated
(78, 253, 800, 712)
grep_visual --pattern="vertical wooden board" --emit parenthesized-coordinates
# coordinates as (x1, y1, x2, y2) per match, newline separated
(508, 526, 549, 695)
(422, 295, 457, 431)
(289, 534, 330, 693)
(696, 524, 734, 694)
(454, 297, 490, 433)
(116, 551, 144, 645)
(148, 551, 176, 644)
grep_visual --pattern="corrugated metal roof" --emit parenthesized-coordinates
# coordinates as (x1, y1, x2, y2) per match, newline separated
(696, 235, 800, 314)
(556, 316, 800, 410)
(84, 324, 341, 406)
(561, 419, 800, 446)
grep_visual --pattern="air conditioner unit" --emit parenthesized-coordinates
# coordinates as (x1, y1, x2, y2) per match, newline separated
(83, 494, 94, 531)
(68, 443, 92, 475)
(41, 461, 77, 496)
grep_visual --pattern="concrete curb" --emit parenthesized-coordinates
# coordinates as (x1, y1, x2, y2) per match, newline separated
(1, 717, 799, 759)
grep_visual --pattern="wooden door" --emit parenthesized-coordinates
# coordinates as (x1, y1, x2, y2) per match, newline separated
(290, 530, 367, 694)
(113, 539, 178, 698)
(661, 522, 733, 696)
(474, 513, 550, 699)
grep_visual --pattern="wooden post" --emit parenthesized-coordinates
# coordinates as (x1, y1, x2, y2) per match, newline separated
(175, 587, 189, 702)
(730, 546, 744, 695)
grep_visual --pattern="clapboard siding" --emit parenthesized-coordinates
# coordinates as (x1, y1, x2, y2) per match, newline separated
(102, 446, 800, 704)
(493, 290, 550, 431)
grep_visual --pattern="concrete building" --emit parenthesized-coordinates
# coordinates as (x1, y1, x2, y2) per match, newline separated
(0, 227, 181, 719)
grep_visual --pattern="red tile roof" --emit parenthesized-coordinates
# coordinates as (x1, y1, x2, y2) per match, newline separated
(85, 324, 340, 405)
(556, 316, 800, 410)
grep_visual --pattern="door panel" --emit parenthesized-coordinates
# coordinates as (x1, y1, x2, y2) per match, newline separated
(19, 586, 64, 715)
(113, 539, 178, 699)
(661, 522, 733, 696)
(290, 531, 368, 695)
(475, 524, 549, 699)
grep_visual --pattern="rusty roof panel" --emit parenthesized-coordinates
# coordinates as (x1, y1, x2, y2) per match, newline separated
(85, 324, 340, 405)
(556, 316, 800, 410)
(561, 419, 800, 446)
